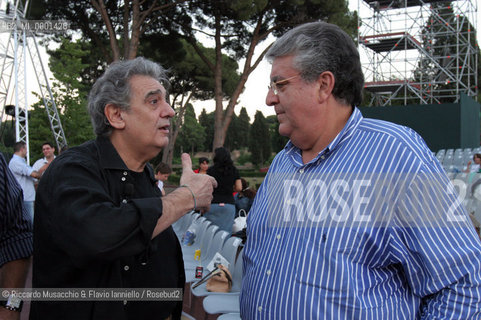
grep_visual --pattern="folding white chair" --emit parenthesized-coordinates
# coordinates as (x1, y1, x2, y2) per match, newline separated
(190, 238, 243, 297)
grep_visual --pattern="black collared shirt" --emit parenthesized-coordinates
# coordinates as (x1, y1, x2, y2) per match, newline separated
(30, 137, 184, 320)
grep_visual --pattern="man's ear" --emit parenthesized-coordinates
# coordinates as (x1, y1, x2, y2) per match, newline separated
(104, 103, 125, 129)
(317, 71, 335, 103)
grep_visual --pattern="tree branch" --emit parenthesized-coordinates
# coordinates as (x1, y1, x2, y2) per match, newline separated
(123, 0, 131, 58)
(91, 0, 120, 61)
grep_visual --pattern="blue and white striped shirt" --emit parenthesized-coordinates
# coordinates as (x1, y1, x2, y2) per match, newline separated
(240, 108, 481, 319)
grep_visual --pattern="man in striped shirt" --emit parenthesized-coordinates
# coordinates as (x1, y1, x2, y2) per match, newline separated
(240, 22, 481, 319)
(0, 153, 33, 319)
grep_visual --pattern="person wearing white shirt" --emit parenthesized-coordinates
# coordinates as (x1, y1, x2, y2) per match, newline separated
(154, 162, 172, 196)
(8, 141, 47, 223)
(32, 142, 56, 187)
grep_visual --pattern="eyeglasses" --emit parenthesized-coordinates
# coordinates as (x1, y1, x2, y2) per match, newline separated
(268, 75, 299, 95)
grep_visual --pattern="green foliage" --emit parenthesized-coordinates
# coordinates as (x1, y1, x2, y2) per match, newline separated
(31, 0, 358, 153)
(175, 104, 206, 155)
(141, 37, 240, 101)
(25, 36, 95, 162)
(199, 109, 215, 152)
(167, 0, 358, 148)
(225, 113, 240, 151)
(237, 170, 267, 178)
(236, 149, 251, 165)
(237, 107, 251, 149)
(249, 111, 271, 166)
(27, 103, 57, 162)
(49, 37, 95, 148)
(266, 115, 288, 152)
(0, 120, 15, 150)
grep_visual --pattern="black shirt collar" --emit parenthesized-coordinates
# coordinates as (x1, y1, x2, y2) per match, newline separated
(96, 136, 156, 183)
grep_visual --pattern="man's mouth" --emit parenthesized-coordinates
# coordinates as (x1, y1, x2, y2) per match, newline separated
(158, 124, 170, 132)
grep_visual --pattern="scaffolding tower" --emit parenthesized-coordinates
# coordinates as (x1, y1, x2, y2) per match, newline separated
(0, 0, 66, 163)
(358, 0, 478, 106)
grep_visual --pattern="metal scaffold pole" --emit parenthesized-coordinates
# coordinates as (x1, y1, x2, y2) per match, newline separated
(358, 0, 478, 106)
(0, 0, 67, 162)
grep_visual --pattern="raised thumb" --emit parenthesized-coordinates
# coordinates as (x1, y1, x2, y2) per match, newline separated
(181, 153, 193, 172)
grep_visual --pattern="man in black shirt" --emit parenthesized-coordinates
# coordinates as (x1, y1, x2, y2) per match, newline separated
(30, 57, 217, 320)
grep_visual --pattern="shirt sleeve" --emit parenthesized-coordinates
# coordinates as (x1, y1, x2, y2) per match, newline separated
(0, 154, 33, 267)
(36, 155, 163, 267)
(9, 157, 34, 177)
(31, 159, 43, 172)
(392, 168, 481, 318)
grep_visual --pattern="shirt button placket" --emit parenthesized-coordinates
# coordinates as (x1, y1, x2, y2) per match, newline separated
(121, 171, 128, 203)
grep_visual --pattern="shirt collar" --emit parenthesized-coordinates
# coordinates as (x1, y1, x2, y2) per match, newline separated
(12, 154, 25, 161)
(42, 156, 55, 163)
(95, 136, 156, 183)
(284, 107, 363, 165)
(97, 136, 127, 170)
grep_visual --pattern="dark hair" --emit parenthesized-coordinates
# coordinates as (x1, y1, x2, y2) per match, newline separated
(13, 141, 26, 152)
(474, 154, 481, 160)
(88, 57, 170, 137)
(213, 147, 234, 175)
(240, 178, 256, 199)
(198, 157, 209, 165)
(266, 21, 364, 107)
(155, 162, 172, 175)
(42, 142, 54, 148)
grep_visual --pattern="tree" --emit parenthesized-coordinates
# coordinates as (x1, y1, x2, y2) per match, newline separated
(165, 0, 358, 149)
(32, 0, 357, 151)
(27, 102, 57, 162)
(31, 0, 186, 62)
(199, 109, 215, 152)
(175, 104, 205, 155)
(47, 38, 95, 147)
(266, 114, 288, 152)
(237, 107, 251, 149)
(249, 111, 270, 166)
(0, 120, 17, 159)
(140, 37, 240, 164)
(225, 113, 240, 151)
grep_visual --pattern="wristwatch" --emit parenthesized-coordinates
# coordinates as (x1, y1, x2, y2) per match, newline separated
(0, 294, 23, 312)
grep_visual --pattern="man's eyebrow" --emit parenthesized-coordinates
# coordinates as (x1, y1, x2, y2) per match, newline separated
(144, 89, 164, 100)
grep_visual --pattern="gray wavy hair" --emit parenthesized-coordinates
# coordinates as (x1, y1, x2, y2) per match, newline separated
(266, 21, 364, 107)
(87, 57, 170, 137)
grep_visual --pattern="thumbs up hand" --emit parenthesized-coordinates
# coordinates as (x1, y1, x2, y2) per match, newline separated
(179, 153, 217, 212)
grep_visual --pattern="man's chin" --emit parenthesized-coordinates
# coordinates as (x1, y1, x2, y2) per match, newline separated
(278, 126, 291, 138)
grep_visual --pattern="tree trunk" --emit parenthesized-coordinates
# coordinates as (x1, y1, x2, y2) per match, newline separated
(161, 92, 192, 166)
(212, 13, 225, 150)
(211, 15, 270, 149)
(91, 0, 120, 61)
